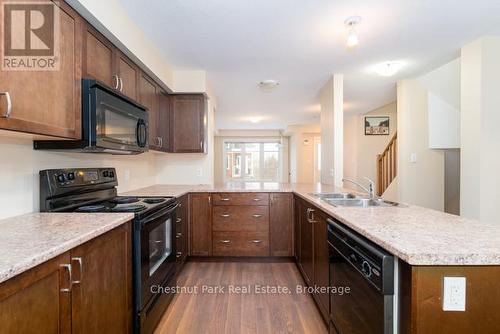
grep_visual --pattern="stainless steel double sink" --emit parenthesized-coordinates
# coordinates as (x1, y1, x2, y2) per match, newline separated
(310, 192, 400, 207)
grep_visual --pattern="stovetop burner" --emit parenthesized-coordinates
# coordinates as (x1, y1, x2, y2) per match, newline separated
(112, 204, 147, 212)
(76, 204, 108, 212)
(142, 198, 166, 204)
(110, 196, 140, 204)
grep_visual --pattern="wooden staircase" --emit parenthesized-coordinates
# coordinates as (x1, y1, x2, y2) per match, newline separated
(377, 132, 397, 196)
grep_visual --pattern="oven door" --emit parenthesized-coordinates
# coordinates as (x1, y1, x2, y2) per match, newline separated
(140, 204, 178, 309)
(93, 83, 148, 152)
(329, 240, 389, 334)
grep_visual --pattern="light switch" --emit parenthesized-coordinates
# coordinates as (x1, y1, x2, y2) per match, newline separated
(443, 277, 466, 311)
(410, 153, 417, 163)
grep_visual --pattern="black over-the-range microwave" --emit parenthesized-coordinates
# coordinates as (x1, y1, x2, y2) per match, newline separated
(34, 79, 149, 155)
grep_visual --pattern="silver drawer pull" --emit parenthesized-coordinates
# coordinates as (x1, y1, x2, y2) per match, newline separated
(219, 240, 231, 244)
(176, 232, 182, 238)
(176, 218, 182, 223)
(176, 252, 182, 258)
(119, 77, 124, 92)
(253, 198, 261, 202)
(113, 74, 119, 90)
(71, 257, 83, 285)
(252, 214, 262, 218)
(59, 264, 72, 292)
(0, 92, 12, 118)
(251, 240, 262, 244)
(221, 214, 230, 218)
(220, 198, 230, 202)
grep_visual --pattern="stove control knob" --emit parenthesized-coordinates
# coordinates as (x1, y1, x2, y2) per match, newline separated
(102, 170, 109, 177)
(109, 171, 115, 178)
(57, 174, 66, 183)
(361, 260, 372, 278)
(67, 172, 75, 181)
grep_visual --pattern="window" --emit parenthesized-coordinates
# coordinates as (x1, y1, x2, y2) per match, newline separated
(224, 141, 281, 182)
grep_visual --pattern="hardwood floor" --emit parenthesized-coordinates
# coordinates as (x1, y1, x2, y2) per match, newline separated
(154, 260, 328, 334)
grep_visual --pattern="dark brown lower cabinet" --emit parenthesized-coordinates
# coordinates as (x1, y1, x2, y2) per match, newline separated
(312, 209, 330, 322)
(71, 223, 132, 334)
(0, 253, 71, 333)
(297, 198, 314, 285)
(270, 193, 294, 256)
(0, 222, 132, 334)
(189, 193, 212, 256)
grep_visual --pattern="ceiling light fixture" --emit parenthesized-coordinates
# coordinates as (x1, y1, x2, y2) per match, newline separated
(259, 79, 280, 91)
(344, 16, 361, 48)
(374, 61, 404, 77)
(248, 117, 262, 124)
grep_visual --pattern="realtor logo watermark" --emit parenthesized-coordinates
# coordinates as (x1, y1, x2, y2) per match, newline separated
(1, 0, 60, 71)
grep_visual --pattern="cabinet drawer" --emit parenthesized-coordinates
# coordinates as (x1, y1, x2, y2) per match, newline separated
(213, 232, 269, 257)
(212, 193, 269, 206)
(213, 206, 269, 232)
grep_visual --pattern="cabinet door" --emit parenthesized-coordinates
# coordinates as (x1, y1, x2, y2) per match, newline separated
(115, 52, 139, 100)
(0, 1, 82, 139)
(313, 210, 330, 322)
(83, 25, 115, 88)
(71, 223, 132, 334)
(158, 92, 171, 152)
(270, 193, 293, 256)
(170, 95, 207, 153)
(189, 193, 212, 256)
(0, 253, 71, 333)
(138, 73, 160, 150)
(299, 201, 314, 285)
(294, 196, 302, 261)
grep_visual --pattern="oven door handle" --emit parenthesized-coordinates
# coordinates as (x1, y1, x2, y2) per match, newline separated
(141, 203, 179, 226)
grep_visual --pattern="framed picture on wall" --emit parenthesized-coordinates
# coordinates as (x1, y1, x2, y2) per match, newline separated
(365, 116, 390, 135)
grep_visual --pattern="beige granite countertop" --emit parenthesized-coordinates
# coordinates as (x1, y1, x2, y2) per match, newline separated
(0, 213, 133, 284)
(124, 183, 500, 266)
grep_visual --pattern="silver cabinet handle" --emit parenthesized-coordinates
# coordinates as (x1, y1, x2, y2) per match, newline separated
(159, 137, 163, 148)
(113, 75, 119, 90)
(208, 195, 212, 206)
(251, 240, 262, 244)
(221, 214, 230, 218)
(253, 198, 261, 202)
(307, 208, 316, 223)
(252, 214, 262, 218)
(219, 240, 231, 244)
(176, 232, 182, 238)
(176, 217, 182, 223)
(176, 252, 182, 258)
(71, 257, 83, 284)
(220, 198, 230, 202)
(119, 77, 124, 92)
(200, 140, 203, 149)
(59, 264, 72, 292)
(0, 92, 12, 118)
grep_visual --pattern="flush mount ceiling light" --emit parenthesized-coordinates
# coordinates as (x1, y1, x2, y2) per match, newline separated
(344, 16, 361, 48)
(248, 117, 262, 124)
(259, 79, 280, 91)
(374, 61, 404, 77)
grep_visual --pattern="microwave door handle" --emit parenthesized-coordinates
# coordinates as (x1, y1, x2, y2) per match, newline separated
(136, 119, 147, 148)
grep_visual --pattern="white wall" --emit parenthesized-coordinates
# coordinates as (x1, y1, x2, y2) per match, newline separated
(460, 37, 500, 223)
(0, 132, 157, 219)
(343, 102, 398, 191)
(397, 80, 445, 211)
(319, 75, 343, 186)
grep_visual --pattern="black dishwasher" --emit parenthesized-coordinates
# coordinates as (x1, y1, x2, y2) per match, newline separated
(328, 219, 394, 334)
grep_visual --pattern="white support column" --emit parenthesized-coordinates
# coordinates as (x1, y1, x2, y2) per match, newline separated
(460, 37, 500, 222)
(320, 74, 344, 186)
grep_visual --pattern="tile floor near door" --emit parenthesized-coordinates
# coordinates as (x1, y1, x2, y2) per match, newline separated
(155, 261, 328, 334)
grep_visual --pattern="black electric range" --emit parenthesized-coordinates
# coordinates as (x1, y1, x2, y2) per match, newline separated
(39, 168, 178, 334)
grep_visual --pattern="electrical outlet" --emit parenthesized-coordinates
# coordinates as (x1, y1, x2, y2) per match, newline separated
(443, 277, 466, 311)
(196, 168, 203, 177)
(410, 153, 418, 163)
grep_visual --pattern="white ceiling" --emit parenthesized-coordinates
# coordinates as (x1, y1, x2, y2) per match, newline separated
(118, 0, 500, 130)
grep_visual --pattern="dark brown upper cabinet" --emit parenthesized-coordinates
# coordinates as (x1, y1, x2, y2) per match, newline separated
(138, 73, 161, 151)
(0, 1, 82, 139)
(170, 94, 208, 153)
(83, 25, 139, 101)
